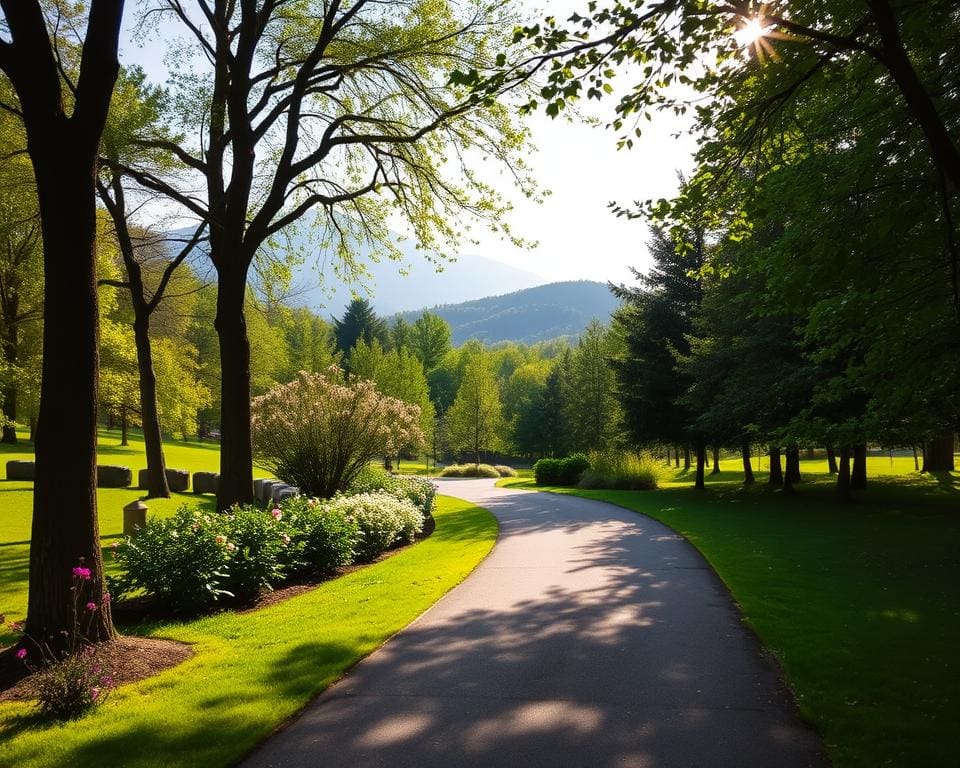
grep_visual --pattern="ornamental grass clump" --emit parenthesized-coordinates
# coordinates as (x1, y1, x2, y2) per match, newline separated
(252, 367, 424, 498)
(439, 463, 501, 478)
(577, 451, 663, 491)
(330, 493, 424, 562)
(493, 464, 518, 477)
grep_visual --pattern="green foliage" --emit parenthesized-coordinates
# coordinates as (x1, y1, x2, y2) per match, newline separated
(348, 465, 436, 521)
(275, 496, 359, 575)
(331, 492, 423, 563)
(410, 312, 452, 371)
(533, 453, 590, 486)
(335, 298, 389, 360)
(577, 451, 662, 491)
(30, 646, 113, 721)
(445, 349, 504, 464)
(218, 506, 288, 603)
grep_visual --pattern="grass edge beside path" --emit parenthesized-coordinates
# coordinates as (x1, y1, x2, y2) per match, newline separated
(0, 496, 498, 768)
(496, 477, 959, 768)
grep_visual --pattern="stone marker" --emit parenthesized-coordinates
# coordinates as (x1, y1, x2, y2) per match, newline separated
(6, 460, 35, 480)
(97, 464, 133, 488)
(193, 471, 219, 494)
(123, 499, 148, 537)
(137, 468, 190, 493)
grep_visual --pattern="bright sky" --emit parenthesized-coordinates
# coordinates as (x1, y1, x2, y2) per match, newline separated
(120, 1, 696, 286)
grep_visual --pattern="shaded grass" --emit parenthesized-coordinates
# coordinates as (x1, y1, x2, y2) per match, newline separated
(0, 495, 497, 768)
(501, 468, 959, 768)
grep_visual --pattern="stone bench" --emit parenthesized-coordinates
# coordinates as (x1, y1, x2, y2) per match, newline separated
(193, 471, 219, 494)
(97, 465, 133, 488)
(137, 468, 190, 493)
(6, 460, 35, 480)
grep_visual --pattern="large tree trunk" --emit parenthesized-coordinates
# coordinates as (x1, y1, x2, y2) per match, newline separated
(215, 266, 254, 510)
(27, 154, 115, 647)
(826, 446, 838, 474)
(674, 446, 680, 468)
(694, 440, 706, 490)
(741, 442, 755, 485)
(913, 445, 919, 471)
(1, 317, 18, 443)
(922, 433, 955, 472)
(683, 444, 691, 472)
(768, 446, 783, 486)
(836, 446, 852, 501)
(851, 444, 868, 490)
(711, 445, 721, 475)
(133, 316, 170, 498)
(783, 446, 801, 492)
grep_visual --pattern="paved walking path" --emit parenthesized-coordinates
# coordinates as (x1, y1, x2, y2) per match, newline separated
(242, 479, 826, 768)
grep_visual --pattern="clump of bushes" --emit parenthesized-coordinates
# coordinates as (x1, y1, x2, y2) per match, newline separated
(440, 463, 502, 478)
(493, 464, 518, 477)
(330, 492, 424, 562)
(577, 451, 663, 491)
(348, 465, 436, 521)
(113, 480, 428, 612)
(533, 453, 590, 486)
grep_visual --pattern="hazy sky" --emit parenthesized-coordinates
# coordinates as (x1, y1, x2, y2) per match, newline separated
(120, 1, 696, 286)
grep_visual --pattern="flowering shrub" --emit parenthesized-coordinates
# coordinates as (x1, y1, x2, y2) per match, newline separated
(218, 506, 288, 603)
(439, 463, 501, 478)
(112, 507, 235, 612)
(280, 496, 359, 574)
(12, 563, 115, 720)
(32, 646, 114, 720)
(330, 493, 424, 562)
(349, 466, 436, 521)
(252, 367, 424, 498)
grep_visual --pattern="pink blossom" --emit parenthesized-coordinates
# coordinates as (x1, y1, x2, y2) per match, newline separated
(72, 566, 92, 580)
(90, 687, 101, 700)
(15, 648, 26, 660)
(271, 508, 283, 520)
(86, 601, 97, 612)
(280, 534, 291, 545)
(103, 593, 112, 604)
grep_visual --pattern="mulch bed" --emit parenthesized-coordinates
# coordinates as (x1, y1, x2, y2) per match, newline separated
(0, 514, 436, 698)
(0, 636, 194, 700)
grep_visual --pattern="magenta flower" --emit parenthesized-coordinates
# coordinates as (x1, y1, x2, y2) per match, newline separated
(72, 566, 92, 580)
(90, 687, 101, 700)
(86, 601, 97, 612)
(15, 648, 26, 660)
(271, 508, 283, 521)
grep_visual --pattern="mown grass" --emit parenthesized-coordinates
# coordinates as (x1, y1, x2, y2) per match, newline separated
(0, 495, 497, 768)
(501, 460, 959, 768)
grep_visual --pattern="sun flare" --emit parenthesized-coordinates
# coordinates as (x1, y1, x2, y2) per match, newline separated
(734, 18, 768, 48)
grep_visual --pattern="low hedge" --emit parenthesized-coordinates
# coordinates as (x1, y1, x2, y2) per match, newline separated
(533, 453, 591, 486)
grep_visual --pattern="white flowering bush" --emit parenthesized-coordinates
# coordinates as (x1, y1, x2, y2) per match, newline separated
(349, 465, 437, 521)
(331, 492, 424, 562)
(252, 367, 424, 498)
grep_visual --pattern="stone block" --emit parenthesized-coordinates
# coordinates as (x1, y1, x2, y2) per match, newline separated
(193, 471, 219, 495)
(97, 465, 132, 488)
(137, 468, 190, 493)
(6, 460, 35, 481)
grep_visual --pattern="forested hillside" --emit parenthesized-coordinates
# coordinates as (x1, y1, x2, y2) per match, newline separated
(396, 281, 619, 344)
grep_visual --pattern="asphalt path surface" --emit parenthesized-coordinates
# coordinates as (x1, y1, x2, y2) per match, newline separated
(242, 478, 826, 768)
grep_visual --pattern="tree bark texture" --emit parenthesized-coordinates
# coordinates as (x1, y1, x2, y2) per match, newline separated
(768, 446, 783, 486)
(923, 433, 956, 472)
(851, 444, 868, 490)
(215, 265, 254, 510)
(1, 316, 18, 443)
(711, 445, 721, 475)
(783, 446, 801, 492)
(133, 317, 170, 497)
(683, 445, 691, 471)
(741, 442, 755, 484)
(694, 440, 706, 490)
(836, 446, 852, 501)
(826, 446, 838, 474)
(3, 0, 125, 647)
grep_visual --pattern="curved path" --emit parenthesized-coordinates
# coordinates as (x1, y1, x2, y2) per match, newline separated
(242, 479, 826, 768)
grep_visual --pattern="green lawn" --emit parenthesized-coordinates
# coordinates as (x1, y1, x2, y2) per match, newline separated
(501, 462, 959, 768)
(0, 495, 497, 767)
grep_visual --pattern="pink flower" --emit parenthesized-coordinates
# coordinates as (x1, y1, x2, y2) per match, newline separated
(15, 648, 27, 660)
(280, 534, 291, 545)
(72, 566, 92, 580)
(86, 601, 97, 612)
(90, 687, 101, 700)
(103, 593, 112, 604)
(271, 508, 283, 521)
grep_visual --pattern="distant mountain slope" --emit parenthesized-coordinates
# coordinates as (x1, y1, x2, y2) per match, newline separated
(176, 220, 545, 316)
(398, 281, 620, 344)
